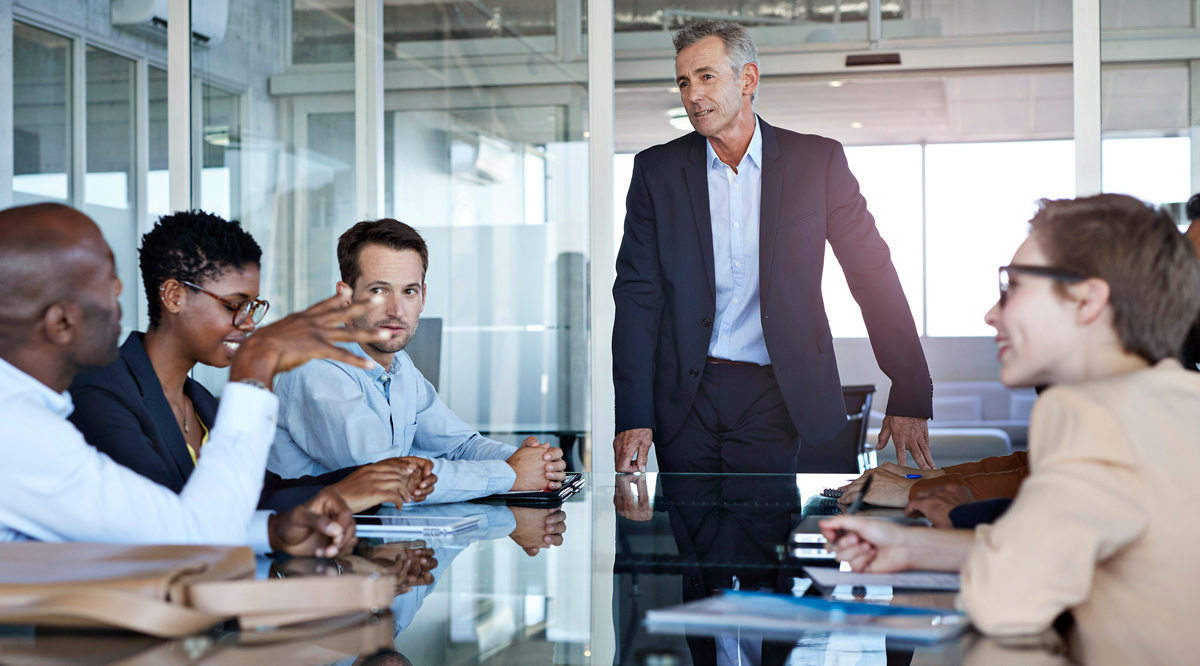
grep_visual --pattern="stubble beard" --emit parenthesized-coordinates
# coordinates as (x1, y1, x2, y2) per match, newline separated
(353, 312, 417, 354)
(77, 297, 122, 368)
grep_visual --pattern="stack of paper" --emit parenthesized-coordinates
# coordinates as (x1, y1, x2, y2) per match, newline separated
(645, 590, 968, 643)
(802, 567, 961, 591)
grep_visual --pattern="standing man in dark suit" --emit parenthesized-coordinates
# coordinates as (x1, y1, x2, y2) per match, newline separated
(612, 20, 934, 474)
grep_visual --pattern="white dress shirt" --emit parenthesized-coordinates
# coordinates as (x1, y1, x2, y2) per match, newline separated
(269, 343, 519, 504)
(706, 117, 770, 365)
(0, 357, 279, 552)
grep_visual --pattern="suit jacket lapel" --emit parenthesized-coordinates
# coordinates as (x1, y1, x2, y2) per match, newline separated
(124, 334, 196, 482)
(758, 117, 785, 301)
(684, 133, 716, 301)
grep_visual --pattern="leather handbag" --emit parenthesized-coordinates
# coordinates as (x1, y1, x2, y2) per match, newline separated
(0, 542, 396, 638)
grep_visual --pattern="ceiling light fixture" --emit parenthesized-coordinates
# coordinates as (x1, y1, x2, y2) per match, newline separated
(828, 80, 844, 88)
(668, 107, 692, 131)
(850, 122, 863, 129)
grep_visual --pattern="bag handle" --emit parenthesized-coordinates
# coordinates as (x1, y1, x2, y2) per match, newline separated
(0, 589, 228, 638)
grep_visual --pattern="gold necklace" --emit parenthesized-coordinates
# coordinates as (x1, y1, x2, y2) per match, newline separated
(167, 392, 191, 434)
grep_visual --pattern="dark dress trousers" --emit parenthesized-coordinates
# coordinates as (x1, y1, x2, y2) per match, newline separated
(613, 117, 933, 455)
(68, 333, 354, 512)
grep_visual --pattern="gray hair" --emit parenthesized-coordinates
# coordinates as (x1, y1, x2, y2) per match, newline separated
(673, 20, 760, 102)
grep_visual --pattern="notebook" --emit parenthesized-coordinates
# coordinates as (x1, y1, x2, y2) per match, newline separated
(645, 590, 968, 643)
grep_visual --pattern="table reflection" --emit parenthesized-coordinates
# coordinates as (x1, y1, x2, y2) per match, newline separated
(614, 472, 976, 666)
(0, 475, 1079, 665)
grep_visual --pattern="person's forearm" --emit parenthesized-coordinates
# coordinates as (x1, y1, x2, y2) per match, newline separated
(900, 528, 975, 572)
(909, 468, 1027, 502)
(944, 451, 1029, 477)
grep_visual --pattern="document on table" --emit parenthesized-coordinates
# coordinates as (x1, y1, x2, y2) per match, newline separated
(803, 567, 961, 591)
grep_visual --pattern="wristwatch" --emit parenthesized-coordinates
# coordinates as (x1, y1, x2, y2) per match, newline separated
(237, 378, 271, 392)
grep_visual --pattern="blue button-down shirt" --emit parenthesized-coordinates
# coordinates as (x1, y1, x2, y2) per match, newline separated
(706, 118, 771, 365)
(268, 342, 519, 504)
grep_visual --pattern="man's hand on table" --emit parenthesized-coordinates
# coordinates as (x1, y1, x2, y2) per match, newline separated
(614, 474, 653, 522)
(906, 484, 974, 529)
(347, 541, 438, 594)
(268, 488, 357, 558)
(877, 415, 934, 470)
(507, 437, 566, 491)
(327, 456, 438, 512)
(509, 507, 567, 556)
(613, 428, 653, 473)
(838, 468, 917, 508)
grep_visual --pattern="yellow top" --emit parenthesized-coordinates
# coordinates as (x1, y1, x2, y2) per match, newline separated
(186, 419, 210, 465)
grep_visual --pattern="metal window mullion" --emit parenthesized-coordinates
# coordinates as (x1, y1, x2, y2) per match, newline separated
(168, 0, 192, 213)
(191, 74, 203, 209)
(135, 58, 151, 331)
(291, 101, 310, 313)
(0, 11, 12, 209)
(1189, 60, 1200, 194)
(1073, 0, 1102, 196)
(71, 36, 86, 209)
(354, 0, 384, 221)
(588, 0, 616, 475)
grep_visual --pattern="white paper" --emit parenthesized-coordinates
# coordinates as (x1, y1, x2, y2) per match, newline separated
(803, 566, 960, 591)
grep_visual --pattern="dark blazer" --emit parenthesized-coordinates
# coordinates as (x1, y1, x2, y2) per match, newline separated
(68, 333, 354, 512)
(613, 118, 933, 448)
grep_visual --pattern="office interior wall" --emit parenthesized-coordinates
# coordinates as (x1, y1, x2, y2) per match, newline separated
(7, 0, 1200, 450)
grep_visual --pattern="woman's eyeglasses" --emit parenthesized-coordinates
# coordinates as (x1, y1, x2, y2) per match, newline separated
(180, 281, 270, 326)
(998, 264, 1087, 307)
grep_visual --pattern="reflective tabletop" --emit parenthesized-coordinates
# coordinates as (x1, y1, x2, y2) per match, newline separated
(0, 474, 1072, 666)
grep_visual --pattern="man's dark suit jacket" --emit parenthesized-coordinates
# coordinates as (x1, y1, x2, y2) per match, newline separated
(68, 333, 354, 512)
(613, 117, 933, 448)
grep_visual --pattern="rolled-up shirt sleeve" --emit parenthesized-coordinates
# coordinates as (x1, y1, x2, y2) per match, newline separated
(959, 392, 1148, 635)
(0, 382, 279, 548)
(411, 374, 518, 503)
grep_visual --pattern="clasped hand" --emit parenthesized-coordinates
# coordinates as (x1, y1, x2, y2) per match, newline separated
(507, 437, 567, 491)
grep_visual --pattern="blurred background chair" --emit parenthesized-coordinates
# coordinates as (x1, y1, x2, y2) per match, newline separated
(794, 384, 877, 474)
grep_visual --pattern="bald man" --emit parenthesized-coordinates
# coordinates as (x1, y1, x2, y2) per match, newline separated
(0, 203, 389, 556)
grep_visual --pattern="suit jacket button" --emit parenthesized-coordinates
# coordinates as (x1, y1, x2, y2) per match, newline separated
(689, 369, 699, 378)
(701, 318, 711, 327)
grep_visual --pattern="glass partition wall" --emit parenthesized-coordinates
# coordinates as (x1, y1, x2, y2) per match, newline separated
(6, 0, 1200, 663)
(10, 0, 1200, 472)
(180, 0, 593, 454)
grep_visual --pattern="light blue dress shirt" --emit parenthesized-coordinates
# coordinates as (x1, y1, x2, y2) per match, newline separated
(706, 117, 771, 365)
(268, 342, 519, 504)
(0, 357, 277, 552)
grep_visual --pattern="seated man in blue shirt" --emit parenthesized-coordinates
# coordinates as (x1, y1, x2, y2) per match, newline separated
(268, 219, 567, 503)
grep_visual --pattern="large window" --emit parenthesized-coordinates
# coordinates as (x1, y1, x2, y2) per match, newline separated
(85, 46, 140, 337)
(13, 22, 71, 205)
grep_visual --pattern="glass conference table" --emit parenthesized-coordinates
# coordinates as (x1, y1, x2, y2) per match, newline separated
(0, 474, 1070, 666)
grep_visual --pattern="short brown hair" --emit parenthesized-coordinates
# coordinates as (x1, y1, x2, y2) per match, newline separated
(337, 218, 429, 289)
(1030, 194, 1200, 363)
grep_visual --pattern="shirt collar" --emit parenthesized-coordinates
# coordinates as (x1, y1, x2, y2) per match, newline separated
(706, 115, 762, 173)
(338, 341, 405, 383)
(0, 356, 74, 418)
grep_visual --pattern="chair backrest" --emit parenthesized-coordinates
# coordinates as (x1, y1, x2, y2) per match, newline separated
(404, 317, 443, 392)
(795, 384, 876, 473)
(925, 428, 1013, 468)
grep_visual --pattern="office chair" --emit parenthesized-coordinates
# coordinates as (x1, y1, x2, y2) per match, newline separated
(794, 384, 876, 473)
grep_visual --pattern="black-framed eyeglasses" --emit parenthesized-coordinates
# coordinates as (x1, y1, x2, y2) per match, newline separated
(998, 264, 1087, 307)
(181, 281, 270, 326)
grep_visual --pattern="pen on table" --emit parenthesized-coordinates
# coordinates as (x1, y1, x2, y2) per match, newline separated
(829, 474, 872, 547)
